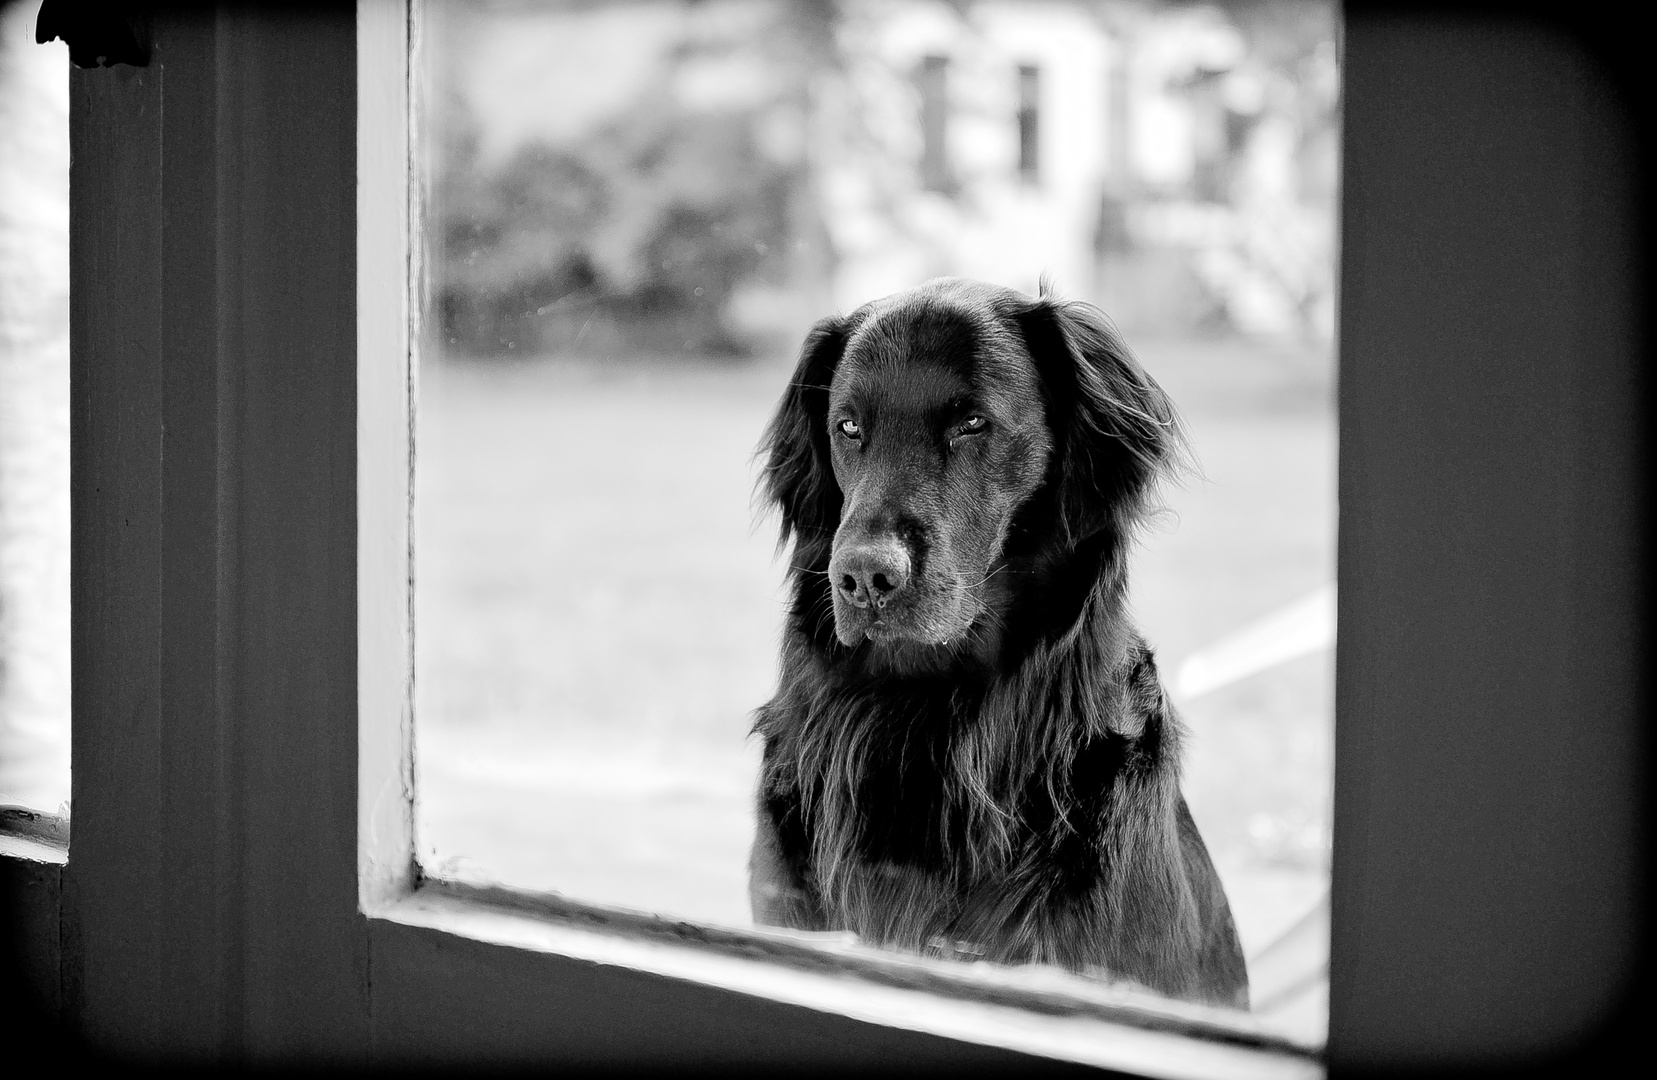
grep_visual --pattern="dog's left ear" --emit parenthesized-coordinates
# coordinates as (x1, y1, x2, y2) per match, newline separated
(1006, 294, 1186, 543)
(759, 314, 853, 560)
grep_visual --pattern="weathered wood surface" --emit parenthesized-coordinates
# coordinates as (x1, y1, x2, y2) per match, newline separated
(1332, 5, 1648, 1066)
(1, 840, 63, 1021)
(67, 6, 366, 1062)
(23, 1, 1648, 1073)
(366, 914, 1121, 1075)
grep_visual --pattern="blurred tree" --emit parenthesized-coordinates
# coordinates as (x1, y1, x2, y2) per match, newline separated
(436, 138, 608, 354)
(430, 2, 810, 359)
(577, 99, 795, 355)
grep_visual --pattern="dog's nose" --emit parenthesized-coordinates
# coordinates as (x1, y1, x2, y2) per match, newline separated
(832, 543, 911, 609)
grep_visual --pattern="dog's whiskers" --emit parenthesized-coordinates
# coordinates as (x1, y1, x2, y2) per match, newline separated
(950, 565, 1010, 593)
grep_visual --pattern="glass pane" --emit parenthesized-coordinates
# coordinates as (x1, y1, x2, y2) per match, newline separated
(415, 0, 1336, 1045)
(0, 3, 72, 816)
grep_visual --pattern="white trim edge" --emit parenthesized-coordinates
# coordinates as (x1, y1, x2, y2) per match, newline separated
(357, 0, 416, 911)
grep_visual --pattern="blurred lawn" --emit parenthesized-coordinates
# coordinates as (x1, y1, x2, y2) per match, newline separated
(415, 332, 1334, 1029)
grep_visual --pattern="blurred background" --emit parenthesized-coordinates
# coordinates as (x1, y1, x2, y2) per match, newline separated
(0, 0, 1338, 1048)
(414, 0, 1337, 1043)
(0, 1, 70, 817)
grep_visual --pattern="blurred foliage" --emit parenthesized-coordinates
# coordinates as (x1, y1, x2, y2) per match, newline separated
(433, 71, 799, 358)
(429, 0, 1338, 354)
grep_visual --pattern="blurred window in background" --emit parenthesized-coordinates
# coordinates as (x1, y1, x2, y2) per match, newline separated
(0, 1, 71, 818)
(918, 54, 951, 193)
(415, 0, 1337, 1047)
(1017, 63, 1040, 183)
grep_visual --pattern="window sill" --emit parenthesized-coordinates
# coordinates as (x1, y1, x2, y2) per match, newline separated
(0, 807, 68, 865)
(370, 877, 1323, 1080)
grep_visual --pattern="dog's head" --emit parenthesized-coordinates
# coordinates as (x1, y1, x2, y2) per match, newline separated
(761, 278, 1183, 658)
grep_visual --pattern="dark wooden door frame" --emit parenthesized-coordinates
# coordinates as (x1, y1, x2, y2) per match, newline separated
(3, 2, 1650, 1072)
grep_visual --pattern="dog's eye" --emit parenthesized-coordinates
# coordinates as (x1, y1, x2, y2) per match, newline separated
(838, 418, 862, 439)
(956, 416, 987, 436)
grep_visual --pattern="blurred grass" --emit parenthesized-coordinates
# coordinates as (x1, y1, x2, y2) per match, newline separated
(414, 332, 1335, 1027)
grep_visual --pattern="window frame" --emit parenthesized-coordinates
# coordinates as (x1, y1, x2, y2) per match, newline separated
(2, 0, 1648, 1072)
(355, 15, 1309, 1072)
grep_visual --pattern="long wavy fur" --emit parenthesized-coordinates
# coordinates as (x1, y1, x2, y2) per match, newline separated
(750, 286, 1245, 1006)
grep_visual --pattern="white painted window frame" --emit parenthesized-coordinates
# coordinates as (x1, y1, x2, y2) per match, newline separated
(349, 3, 1316, 1075)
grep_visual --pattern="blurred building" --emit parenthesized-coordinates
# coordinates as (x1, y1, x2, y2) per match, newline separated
(819, 0, 1338, 338)
(429, 0, 1337, 357)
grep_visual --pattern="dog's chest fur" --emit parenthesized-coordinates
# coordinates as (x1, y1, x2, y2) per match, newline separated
(756, 657, 1150, 967)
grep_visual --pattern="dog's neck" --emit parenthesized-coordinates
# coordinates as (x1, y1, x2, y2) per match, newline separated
(765, 527, 1167, 886)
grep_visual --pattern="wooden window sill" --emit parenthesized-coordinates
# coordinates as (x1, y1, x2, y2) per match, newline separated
(371, 876, 1322, 1080)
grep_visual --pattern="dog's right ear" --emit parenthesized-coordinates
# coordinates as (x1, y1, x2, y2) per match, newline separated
(1006, 293, 1186, 545)
(759, 315, 851, 559)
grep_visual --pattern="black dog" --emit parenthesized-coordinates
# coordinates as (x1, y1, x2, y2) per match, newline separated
(748, 277, 1249, 1009)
